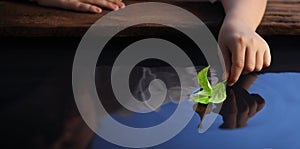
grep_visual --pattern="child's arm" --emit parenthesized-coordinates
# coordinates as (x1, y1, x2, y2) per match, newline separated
(33, 0, 125, 13)
(218, 0, 271, 86)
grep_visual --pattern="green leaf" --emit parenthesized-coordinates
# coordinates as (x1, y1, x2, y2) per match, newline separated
(190, 66, 227, 104)
(194, 97, 211, 104)
(189, 90, 211, 104)
(198, 66, 212, 94)
(210, 82, 227, 103)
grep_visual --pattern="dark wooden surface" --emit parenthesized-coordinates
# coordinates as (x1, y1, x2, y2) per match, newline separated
(0, 0, 300, 37)
(259, 0, 300, 35)
(0, 0, 224, 37)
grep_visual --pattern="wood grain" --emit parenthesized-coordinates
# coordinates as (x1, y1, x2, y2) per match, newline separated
(0, 0, 299, 37)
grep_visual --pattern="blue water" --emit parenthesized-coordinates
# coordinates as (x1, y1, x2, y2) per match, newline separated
(92, 73, 300, 149)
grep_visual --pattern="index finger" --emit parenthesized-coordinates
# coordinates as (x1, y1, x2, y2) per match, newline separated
(228, 45, 246, 86)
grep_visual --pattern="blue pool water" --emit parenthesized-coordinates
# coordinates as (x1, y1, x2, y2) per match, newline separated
(92, 73, 300, 149)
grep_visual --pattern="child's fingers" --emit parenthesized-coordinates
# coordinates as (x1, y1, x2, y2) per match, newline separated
(75, 2, 102, 13)
(263, 51, 271, 67)
(228, 44, 246, 86)
(219, 44, 231, 81)
(87, 0, 119, 10)
(263, 46, 271, 67)
(255, 50, 264, 72)
(257, 34, 271, 67)
(108, 0, 125, 8)
(243, 47, 256, 74)
(63, 1, 102, 13)
(104, 1, 120, 10)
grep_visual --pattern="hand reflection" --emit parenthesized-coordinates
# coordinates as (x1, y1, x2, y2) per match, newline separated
(195, 75, 265, 129)
(218, 86, 265, 129)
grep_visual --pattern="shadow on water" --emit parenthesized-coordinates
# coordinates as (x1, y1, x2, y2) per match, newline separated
(1, 35, 300, 149)
(0, 61, 266, 148)
(195, 75, 266, 129)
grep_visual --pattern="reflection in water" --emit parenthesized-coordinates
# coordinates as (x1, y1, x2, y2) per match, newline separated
(195, 74, 265, 129)
(97, 66, 266, 132)
(0, 64, 197, 148)
(95, 65, 199, 122)
(2, 36, 299, 149)
(1, 64, 266, 148)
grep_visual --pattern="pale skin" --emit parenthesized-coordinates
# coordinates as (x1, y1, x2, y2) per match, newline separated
(34, 0, 271, 86)
(33, 0, 125, 13)
(219, 0, 271, 86)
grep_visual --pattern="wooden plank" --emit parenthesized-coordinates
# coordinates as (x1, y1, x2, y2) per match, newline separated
(0, 0, 299, 37)
(0, 0, 224, 37)
(257, 0, 300, 35)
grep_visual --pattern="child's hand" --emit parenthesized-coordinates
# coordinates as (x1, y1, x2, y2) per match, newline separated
(218, 17, 271, 86)
(34, 0, 125, 13)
